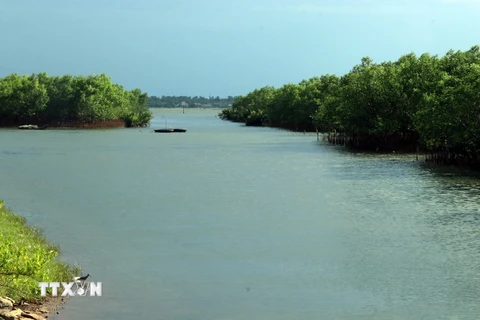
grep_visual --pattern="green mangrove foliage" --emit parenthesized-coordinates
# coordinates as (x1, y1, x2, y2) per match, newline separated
(0, 73, 152, 127)
(0, 202, 78, 300)
(219, 46, 480, 156)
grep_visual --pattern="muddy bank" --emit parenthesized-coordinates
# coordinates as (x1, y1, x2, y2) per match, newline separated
(42, 119, 126, 128)
(1, 296, 68, 320)
(0, 119, 126, 129)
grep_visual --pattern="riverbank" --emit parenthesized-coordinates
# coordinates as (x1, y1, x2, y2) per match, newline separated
(0, 295, 68, 319)
(0, 200, 78, 319)
(0, 119, 127, 129)
(43, 119, 126, 128)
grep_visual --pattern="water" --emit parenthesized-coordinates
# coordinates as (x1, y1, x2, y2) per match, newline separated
(1, 108, 480, 319)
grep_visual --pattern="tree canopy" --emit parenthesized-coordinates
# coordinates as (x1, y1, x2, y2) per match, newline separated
(219, 45, 480, 157)
(0, 73, 152, 127)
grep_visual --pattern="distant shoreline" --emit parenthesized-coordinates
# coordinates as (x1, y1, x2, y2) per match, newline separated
(149, 107, 226, 110)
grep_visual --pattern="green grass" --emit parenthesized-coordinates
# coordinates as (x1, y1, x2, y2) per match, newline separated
(0, 199, 80, 301)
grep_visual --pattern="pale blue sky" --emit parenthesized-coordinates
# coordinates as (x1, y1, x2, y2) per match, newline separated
(1, 0, 479, 97)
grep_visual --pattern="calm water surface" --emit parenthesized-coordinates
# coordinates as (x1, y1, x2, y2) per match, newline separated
(1, 109, 480, 319)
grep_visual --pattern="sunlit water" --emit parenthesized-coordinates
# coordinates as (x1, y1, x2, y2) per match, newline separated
(1, 109, 480, 319)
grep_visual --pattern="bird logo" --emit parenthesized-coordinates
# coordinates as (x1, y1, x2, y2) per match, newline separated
(72, 274, 91, 296)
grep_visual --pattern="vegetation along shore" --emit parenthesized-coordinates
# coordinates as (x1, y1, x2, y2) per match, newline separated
(0, 73, 152, 128)
(0, 200, 78, 319)
(219, 45, 480, 168)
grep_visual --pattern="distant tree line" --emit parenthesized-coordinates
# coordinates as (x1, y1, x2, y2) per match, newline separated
(219, 45, 480, 162)
(0, 73, 152, 127)
(148, 95, 237, 109)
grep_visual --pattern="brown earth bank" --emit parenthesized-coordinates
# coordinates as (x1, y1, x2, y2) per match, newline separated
(0, 296, 67, 320)
(43, 119, 126, 128)
(0, 119, 126, 129)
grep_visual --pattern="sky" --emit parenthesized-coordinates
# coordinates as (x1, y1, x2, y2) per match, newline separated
(0, 0, 480, 97)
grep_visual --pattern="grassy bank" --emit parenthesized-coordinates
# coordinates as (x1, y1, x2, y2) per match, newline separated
(0, 200, 78, 301)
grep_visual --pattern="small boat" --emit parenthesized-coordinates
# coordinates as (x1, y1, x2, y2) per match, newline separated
(18, 125, 48, 130)
(154, 119, 187, 133)
(154, 128, 175, 133)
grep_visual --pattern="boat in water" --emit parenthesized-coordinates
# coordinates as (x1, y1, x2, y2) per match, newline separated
(153, 119, 187, 133)
(154, 128, 175, 133)
(18, 124, 48, 130)
(153, 128, 187, 133)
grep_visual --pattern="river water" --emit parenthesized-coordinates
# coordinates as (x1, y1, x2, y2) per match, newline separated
(1, 108, 480, 319)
